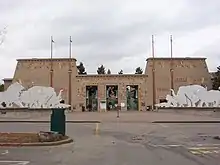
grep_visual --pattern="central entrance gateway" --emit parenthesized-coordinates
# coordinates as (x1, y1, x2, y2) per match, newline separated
(126, 85, 138, 110)
(86, 86, 98, 111)
(106, 85, 118, 111)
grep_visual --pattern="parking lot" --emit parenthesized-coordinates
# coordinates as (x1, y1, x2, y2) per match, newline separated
(0, 121, 220, 165)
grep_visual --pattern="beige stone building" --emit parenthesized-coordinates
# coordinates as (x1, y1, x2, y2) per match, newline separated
(3, 57, 212, 111)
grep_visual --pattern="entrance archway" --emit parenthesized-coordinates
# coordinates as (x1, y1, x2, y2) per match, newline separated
(126, 85, 138, 111)
(86, 86, 98, 111)
(106, 85, 118, 111)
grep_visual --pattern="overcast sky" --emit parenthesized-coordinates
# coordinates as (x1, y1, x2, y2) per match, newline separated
(0, 0, 220, 80)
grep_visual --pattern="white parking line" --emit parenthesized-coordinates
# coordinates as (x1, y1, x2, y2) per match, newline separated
(148, 143, 182, 148)
(195, 143, 220, 147)
(188, 147, 219, 150)
(158, 124, 169, 128)
(0, 160, 30, 165)
(148, 143, 220, 149)
(0, 150, 9, 155)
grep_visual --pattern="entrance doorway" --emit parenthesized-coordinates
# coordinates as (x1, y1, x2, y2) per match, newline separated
(126, 85, 138, 110)
(86, 86, 98, 111)
(106, 85, 118, 110)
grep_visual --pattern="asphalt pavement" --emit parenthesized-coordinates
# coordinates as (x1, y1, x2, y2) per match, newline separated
(0, 122, 220, 165)
(1, 111, 220, 123)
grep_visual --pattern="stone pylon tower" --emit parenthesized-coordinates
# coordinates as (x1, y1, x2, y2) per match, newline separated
(12, 58, 78, 108)
(145, 57, 212, 106)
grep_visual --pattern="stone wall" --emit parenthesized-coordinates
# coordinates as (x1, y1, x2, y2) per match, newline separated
(3, 57, 212, 111)
(145, 57, 212, 106)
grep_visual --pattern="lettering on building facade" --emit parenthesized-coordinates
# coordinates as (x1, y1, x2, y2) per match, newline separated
(175, 77, 187, 82)
(157, 88, 169, 92)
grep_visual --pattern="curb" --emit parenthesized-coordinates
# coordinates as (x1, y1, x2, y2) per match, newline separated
(0, 137, 73, 147)
(0, 120, 101, 123)
(153, 121, 220, 123)
(1, 120, 220, 124)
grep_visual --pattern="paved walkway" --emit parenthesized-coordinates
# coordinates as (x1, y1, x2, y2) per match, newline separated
(66, 111, 220, 122)
(0, 111, 220, 122)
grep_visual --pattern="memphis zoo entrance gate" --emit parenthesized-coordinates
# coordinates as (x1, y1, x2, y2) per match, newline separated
(85, 85, 139, 111)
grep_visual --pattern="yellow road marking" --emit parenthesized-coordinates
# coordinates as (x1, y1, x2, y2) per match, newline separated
(190, 151, 203, 155)
(188, 146, 220, 155)
(94, 123, 100, 135)
(200, 150, 212, 154)
(188, 147, 219, 150)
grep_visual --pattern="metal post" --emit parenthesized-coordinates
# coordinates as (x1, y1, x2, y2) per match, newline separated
(68, 36, 72, 108)
(117, 108, 120, 118)
(152, 35, 156, 110)
(50, 36, 54, 87)
(170, 35, 174, 94)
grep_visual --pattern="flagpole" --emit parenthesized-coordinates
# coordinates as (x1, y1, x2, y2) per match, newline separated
(152, 35, 156, 110)
(68, 36, 72, 108)
(50, 36, 54, 87)
(170, 35, 174, 94)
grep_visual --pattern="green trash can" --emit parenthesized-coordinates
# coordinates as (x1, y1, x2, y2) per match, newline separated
(50, 108, 66, 135)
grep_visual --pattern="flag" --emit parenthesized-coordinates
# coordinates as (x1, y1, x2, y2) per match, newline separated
(69, 36, 72, 59)
(170, 35, 173, 42)
(51, 36, 54, 43)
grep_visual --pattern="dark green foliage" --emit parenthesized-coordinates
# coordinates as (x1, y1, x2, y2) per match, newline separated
(107, 69, 111, 74)
(212, 66, 220, 90)
(118, 70, 123, 74)
(97, 65, 106, 74)
(77, 62, 87, 74)
(135, 67, 143, 74)
(0, 84, 4, 92)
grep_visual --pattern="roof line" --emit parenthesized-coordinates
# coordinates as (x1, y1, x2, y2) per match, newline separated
(146, 57, 206, 61)
(76, 74, 148, 77)
(17, 58, 77, 62)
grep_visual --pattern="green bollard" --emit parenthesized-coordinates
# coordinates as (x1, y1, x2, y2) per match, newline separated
(50, 108, 66, 136)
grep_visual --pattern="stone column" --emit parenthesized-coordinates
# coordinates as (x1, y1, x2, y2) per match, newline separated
(119, 83, 127, 111)
(98, 83, 106, 112)
(75, 82, 86, 111)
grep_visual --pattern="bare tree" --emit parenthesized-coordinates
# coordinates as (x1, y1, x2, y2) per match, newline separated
(0, 27, 7, 46)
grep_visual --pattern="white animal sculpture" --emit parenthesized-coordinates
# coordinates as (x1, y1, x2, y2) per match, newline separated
(192, 89, 220, 107)
(156, 84, 220, 108)
(0, 82, 25, 108)
(43, 89, 65, 108)
(174, 85, 207, 107)
(20, 86, 58, 108)
(166, 94, 178, 107)
(0, 82, 70, 108)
